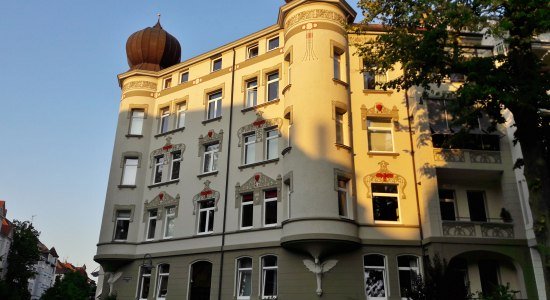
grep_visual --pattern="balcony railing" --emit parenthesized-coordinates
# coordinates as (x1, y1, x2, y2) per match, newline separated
(442, 219, 514, 238)
(433, 148, 502, 164)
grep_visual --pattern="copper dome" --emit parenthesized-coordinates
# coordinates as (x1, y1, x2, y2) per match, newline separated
(126, 21, 181, 71)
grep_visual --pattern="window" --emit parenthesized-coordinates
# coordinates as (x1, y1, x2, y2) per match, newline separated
(333, 49, 342, 80)
(198, 199, 215, 234)
(372, 184, 399, 222)
(467, 191, 487, 222)
(164, 206, 176, 239)
(363, 71, 387, 90)
(264, 190, 277, 226)
(265, 129, 279, 160)
(180, 71, 189, 83)
(439, 189, 457, 221)
(337, 178, 349, 217)
(285, 180, 292, 219)
(153, 155, 164, 184)
(138, 266, 151, 300)
(114, 210, 131, 241)
(156, 264, 170, 300)
(129, 109, 145, 135)
(236, 257, 252, 299)
(364, 254, 387, 300)
(121, 158, 138, 185)
(170, 150, 181, 180)
(335, 111, 345, 144)
(266, 72, 279, 102)
(176, 102, 186, 129)
(367, 118, 394, 152)
(398, 256, 420, 298)
(241, 193, 253, 229)
(159, 107, 170, 134)
(207, 90, 222, 120)
(244, 133, 256, 165)
(245, 79, 258, 108)
(163, 77, 172, 89)
(146, 209, 157, 240)
(203, 143, 219, 173)
(247, 44, 259, 59)
(261, 256, 278, 299)
(267, 36, 279, 51)
(212, 56, 222, 72)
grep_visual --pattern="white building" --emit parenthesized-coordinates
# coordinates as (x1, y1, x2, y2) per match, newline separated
(28, 242, 58, 300)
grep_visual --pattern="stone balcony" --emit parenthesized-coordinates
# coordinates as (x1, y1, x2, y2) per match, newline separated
(433, 148, 502, 164)
(442, 219, 514, 239)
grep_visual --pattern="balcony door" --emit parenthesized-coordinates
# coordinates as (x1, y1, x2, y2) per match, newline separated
(467, 191, 487, 222)
(189, 261, 212, 300)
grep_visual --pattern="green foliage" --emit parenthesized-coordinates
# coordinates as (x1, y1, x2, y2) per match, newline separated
(4, 220, 41, 300)
(474, 283, 519, 300)
(41, 271, 95, 300)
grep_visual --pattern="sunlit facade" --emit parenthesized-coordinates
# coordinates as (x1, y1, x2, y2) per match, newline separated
(94, 0, 544, 299)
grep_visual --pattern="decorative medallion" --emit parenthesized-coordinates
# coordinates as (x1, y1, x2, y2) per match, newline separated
(237, 113, 282, 146)
(192, 180, 221, 214)
(149, 137, 185, 167)
(235, 173, 282, 207)
(198, 129, 224, 156)
(143, 191, 180, 220)
(363, 161, 407, 199)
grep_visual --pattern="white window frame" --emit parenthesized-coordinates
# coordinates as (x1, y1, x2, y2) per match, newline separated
(121, 157, 138, 186)
(260, 255, 278, 299)
(163, 77, 172, 90)
(372, 183, 400, 223)
(245, 79, 258, 108)
(197, 199, 215, 234)
(129, 109, 145, 135)
(263, 190, 278, 227)
(170, 150, 182, 181)
(176, 102, 186, 129)
(236, 257, 252, 300)
(247, 44, 259, 59)
(153, 155, 164, 184)
(207, 91, 222, 120)
(267, 36, 279, 51)
(180, 71, 189, 83)
(146, 209, 157, 241)
(163, 206, 176, 239)
(265, 128, 279, 160)
(266, 72, 279, 102)
(114, 210, 131, 241)
(243, 133, 256, 165)
(367, 118, 394, 153)
(203, 143, 219, 173)
(337, 177, 349, 218)
(211, 56, 222, 72)
(137, 266, 151, 300)
(159, 107, 170, 134)
(155, 264, 170, 300)
(364, 254, 388, 300)
(397, 255, 420, 300)
(240, 193, 254, 230)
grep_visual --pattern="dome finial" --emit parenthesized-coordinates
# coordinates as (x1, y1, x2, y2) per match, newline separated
(154, 13, 162, 28)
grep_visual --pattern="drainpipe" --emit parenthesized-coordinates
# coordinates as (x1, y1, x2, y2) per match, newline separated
(217, 47, 236, 300)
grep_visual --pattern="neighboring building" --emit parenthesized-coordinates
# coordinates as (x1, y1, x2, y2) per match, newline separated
(0, 200, 13, 279)
(94, 0, 545, 299)
(56, 260, 90, 281)
(28, 242, 58, 300)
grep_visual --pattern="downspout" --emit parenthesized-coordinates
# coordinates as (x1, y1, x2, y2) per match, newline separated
(217, 47, 236, 300)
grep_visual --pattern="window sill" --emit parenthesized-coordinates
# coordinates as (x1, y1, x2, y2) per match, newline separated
(282, 84, 292, 95)
(281, 146, 292, 156)
(238, 158, 279, 170)
(148, 179, 179, 189)
(117, 185, 137, 189)
(241, 98, 280, 113)
(155, 127, 185, 138)
(363, 89, 393, 94)
(335, 143, 352, 151)
(202, 116, 222, 125)
(332, 78, 349, 87)
(125, 134, 143, 139)
(367, 151, 399, 157)
(197, 171, 218, 178)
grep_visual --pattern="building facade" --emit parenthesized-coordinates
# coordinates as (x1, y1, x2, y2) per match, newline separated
(0, 201, 13, 280)
(28, 242, 58, 300)
(94, 0, 544, 299)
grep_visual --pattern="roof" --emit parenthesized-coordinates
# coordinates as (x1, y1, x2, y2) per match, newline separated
(1, 218, 12, 237)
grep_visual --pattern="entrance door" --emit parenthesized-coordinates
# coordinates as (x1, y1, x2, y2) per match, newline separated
(189, 261, 212, 300)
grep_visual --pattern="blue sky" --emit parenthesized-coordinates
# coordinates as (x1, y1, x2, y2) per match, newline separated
(0, 0, 362, 276)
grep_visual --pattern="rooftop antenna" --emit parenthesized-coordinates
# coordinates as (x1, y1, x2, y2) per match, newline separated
(31, 214, 37, 223)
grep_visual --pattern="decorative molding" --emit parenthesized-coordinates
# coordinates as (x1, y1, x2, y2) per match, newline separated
(480, 222, 514, 238)
(361, 103, 399, 130)
(112, 205, 135, 222)
(198, 129, 224, 156)
(285, 9, 346, 28)
(237, 112, 282, 146)
(192, 180, 221, 214)
(469, 150, 502, 164)
(302, 22, 319, 61)
(122, 81, 157, 92)
(235, 173, 282, 208)
(149, 137, 185, 167)
(363, 161, 407, 199)
(442, 221, 476, 237)
(303, 258, 338, 296)
(143, 192, 180, 220)
(433, 149, 466, 162)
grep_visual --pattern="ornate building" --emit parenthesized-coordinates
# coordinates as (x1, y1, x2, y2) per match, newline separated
(94, 0, 545, 299)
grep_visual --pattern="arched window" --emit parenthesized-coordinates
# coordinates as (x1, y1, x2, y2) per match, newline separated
(155, 264, 170, 300)
(189, 261, 212, 300)
(236, 257, 252, 299)
(397, 255, 420, 299)
(364, 254, 387, 300)
(261, 255, 278, 299)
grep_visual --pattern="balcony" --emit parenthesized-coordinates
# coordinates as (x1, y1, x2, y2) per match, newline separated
(433, 148, 502, 164)
(442, 218, 514, 239)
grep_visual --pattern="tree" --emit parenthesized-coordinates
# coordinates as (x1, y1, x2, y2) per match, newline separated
(41, 271, 96, 300)
(356, 0, 550, 292)
(1, 220, 40, 300)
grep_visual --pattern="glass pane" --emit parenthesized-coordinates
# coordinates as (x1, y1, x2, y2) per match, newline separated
(239, 270, 252, 296)
(427, 100, 449, 133)
(215, 99, 222, 117)
(440, 201, 456, 221)
(263, 269, 277, 296)
(181, 72, 189, 83)
(212, 152, 219, 171)
(372, 184, 398, 194)
(263, 256, 277, 267)
(467, 191, 487, 222)
(239, 258, 252, 268)
(365, 269, 386, 297)
(399, 270, 414, 296)
(117, 210, 131, 218)
(203, 153, 211, 173)
(160, 264, 170, 273)
(208, 101, 217, 119)
(158, 276, 168, 297)
(245, 142, 255, 164)
(140, 276, 150, 298)
(268, 37, 279, 50)
(199, 211, 207, 232)
(368, 130, 393, 152)
(265, 200, 277, 225)
(177, 111, 185, 128)
(171, 160, 180, 180)
(115, 220, 129, 240)
(241, 204, 253, 227)
(147, 219, 156, 239)
(364, 255, 384, 267)
(213, 58, 222, 71)
(265, 190, 277, 199)
(338, 190, 347, 216)
(398, 256, 418, 268)
(267, 136, 278, 160)
(373, 196, 399, 221)
(130, 110, 144, 135)
(122, 164, 137, 185)
(242, 193, 253, 203)
(333, 54, 341, 79)
(160, 116, 169, 133)
(207, 210, 214, 231)
(248, 46, 258, 58)
(364, 72, 375, 89)
(165, 215, 175, 237)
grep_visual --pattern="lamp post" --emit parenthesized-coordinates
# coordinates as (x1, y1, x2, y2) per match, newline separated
(142, 253, 153, 271)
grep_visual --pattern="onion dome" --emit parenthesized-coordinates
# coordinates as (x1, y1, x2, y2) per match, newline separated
(126, 21, 181, 71)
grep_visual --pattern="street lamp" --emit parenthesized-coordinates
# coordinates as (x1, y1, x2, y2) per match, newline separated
(142, 253, 153, 271)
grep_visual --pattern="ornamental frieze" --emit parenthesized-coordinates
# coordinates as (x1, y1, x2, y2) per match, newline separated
(285, 9, 346, 28)
(192, 180, 221, 214)
(143, 191, 180, 220)
(363, 161, 407, 199)
(122, 81, 157, 92)
(237, 113, 282, 146)
(361, 103, 399, 130)
(149, 137, 185, 167)
(198, 129, 224, 156)
(235, 173, 282, 207)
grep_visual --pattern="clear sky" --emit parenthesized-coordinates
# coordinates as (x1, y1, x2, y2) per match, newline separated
(0, 0, 362, 277)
